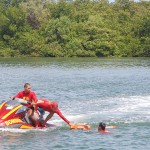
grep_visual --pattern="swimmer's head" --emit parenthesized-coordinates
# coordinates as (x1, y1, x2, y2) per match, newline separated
(98, 122, 106, 130)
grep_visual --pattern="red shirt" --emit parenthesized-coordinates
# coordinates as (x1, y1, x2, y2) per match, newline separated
(15, 91, 38, 103)
(36, 99, 70, 125)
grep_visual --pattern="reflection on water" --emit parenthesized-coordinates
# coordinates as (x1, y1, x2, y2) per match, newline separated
(0, 57, 150, 68)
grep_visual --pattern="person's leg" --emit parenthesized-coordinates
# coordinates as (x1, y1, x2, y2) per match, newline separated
(27, 109, 39, 127)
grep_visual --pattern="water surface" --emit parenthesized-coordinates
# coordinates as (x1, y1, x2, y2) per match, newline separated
(0, 57, 150, 150)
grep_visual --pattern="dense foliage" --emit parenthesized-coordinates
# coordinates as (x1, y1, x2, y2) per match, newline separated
(0, 0, 149, 57)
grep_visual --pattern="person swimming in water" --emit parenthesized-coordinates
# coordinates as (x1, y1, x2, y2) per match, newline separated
(98, 122, 116, 133)
(98, 122, 110, 133)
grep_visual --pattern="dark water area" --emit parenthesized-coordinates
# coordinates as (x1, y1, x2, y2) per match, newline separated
(0, 57, 150, 150)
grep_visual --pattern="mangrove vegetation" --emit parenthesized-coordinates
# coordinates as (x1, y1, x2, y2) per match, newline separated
(0, 0, 149, 57)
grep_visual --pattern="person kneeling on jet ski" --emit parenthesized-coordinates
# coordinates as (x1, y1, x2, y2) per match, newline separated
(31, 99, 73, 127)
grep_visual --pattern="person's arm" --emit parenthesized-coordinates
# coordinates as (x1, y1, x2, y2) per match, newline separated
(32, 92, 38, 103)
(31, 100, 45, 109)
(55, 109, 72, 126)
(106, 126, 117, 129)
(31, 92, 38, 110)
(43, 112, 54, 125)
(11, 92, 22, 100)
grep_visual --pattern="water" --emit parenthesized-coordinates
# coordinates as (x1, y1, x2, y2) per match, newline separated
(0, 57, 150, 150)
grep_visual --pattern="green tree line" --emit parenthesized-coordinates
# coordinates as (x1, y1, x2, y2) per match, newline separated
(0, 0, 149, 57)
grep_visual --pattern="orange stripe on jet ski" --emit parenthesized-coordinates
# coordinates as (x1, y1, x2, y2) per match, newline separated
(2, 105, 22, 120)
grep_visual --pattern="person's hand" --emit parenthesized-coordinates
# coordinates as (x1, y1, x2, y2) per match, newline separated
(40, 120, 46, 127)
(30, 102, 36, 106)
(69, 123, 76, 129)
(27, 102, 31, 105)
(10, 96, 14, 100)
(69, 123, 73, 126)
(69, 123, 74, 126)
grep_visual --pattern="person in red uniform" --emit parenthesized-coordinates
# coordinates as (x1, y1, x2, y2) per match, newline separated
(12, 83, 38, 126)
(13, 83, 38, 103)
(32, 99, 73, 127)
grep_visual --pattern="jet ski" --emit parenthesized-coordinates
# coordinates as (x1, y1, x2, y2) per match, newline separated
(0, 99, 55, 129)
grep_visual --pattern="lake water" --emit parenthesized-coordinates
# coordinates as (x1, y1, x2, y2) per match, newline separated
(0, 57, 150, 150)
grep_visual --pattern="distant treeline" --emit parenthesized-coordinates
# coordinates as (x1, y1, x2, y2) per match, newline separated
(0, 0, 149, 57)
